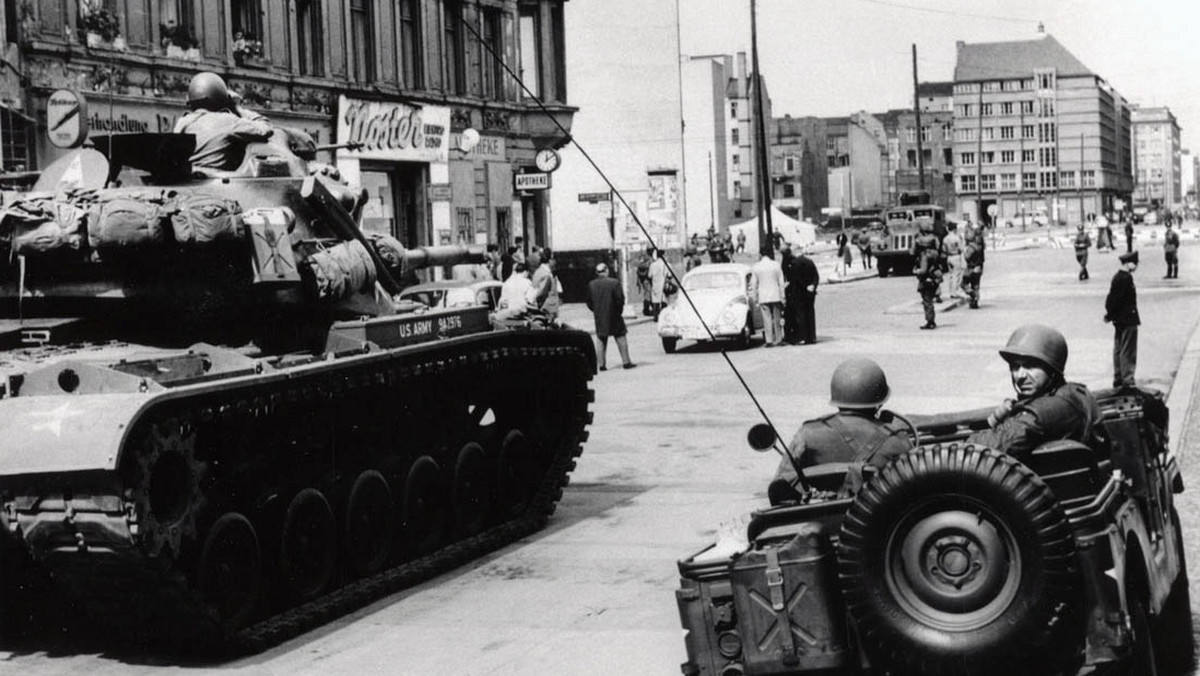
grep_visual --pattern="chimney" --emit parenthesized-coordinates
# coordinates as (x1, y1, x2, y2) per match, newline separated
(737, 51, 747, 80)
(1037, 22, 1045, 34)
(956, 40, 965, 51)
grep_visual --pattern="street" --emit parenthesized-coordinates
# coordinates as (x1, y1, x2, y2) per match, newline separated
(5, 239, 1200, 675)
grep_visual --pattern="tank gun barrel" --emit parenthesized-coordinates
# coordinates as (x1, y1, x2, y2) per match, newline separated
(403, 245, 486, 270)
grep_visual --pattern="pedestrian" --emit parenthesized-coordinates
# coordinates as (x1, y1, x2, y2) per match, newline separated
(750, 245, 786, 347)
(636, 252, 652, 316)
(1124, 218, 1134, 254)
(685, 248, 702, 272)
(586, 262, 635, 371)
(485, 243, 502, 280)
(792, 248, 820, 344)
(835, 231, 849, 274)
(966, 325, 1102, 460)
(501, 246, 517, 281)
(962, 221, 986, 308)
(857, 227, 873, 270)
(913, 223, 942, 330)
(1105, 250, 1140, 389)
(647, 248, 668, 320)
(736, 229, 746, 254)
(768, 358, 916, 503)
(528, 249, 559, 321)
(721, 233, 735, 262)
(781, 245, 801, 344)
(841, 236, 853, 275)
(496, 262, 534, 320)
(940, 221, 964, 298)
(1164, 222, 1180, 279)
(1073, 223, 1092, 281)
(513, 236, 527, 266)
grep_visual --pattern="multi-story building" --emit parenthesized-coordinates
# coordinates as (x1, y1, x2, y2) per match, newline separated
(726, 53, 772, 225)
(826, 111, 888, 214)
(881, 103, 956, 211)
(682, 55, 735, 237)
(1131, 106, 1182, 209)
(952, 32, 1133, 226)
(3, 0, 571, 251)
(771, 115, 827, 222)
(1182, 149, 1198, 208)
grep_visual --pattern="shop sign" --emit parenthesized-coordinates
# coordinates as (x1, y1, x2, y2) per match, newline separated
(47, 90, 89, 148)
(578, 192, 610, 203)
(450, 133, 505, 161)
(337, 95, 449, 163)
(514, 173, 550, 191)
(427, 183, 453, 201)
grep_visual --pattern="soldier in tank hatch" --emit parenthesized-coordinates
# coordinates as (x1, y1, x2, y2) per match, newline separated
(173, 72, 273, 171)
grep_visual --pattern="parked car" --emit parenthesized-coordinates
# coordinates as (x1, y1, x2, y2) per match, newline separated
(676, 387, 1190, 676)
(397, 279, 502, 311)
(657, 263, 762, 352)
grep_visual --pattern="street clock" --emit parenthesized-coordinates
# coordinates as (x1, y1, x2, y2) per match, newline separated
(535, 148, 561, 173)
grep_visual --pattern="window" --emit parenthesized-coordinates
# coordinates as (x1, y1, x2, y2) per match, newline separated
(956, 128, 977, 142)
(983, 81, 1001, 92)
(1023, 172, 1037, 190)
(159, 0, 197, 51)
(731, 128, 739, 145)
(1001, 173, 1017, 190)
(943, 148, 953, 165)
(906, 149, 917, 168)
(923, 148, 932, 164)
(1036, 70, 1056, 90)
(905, 127, 916, 143)
(1022, 149, 1036, 163)
(782, 184, 796, 198)
(1022, 125, 1035, 139)
(399, 0, 422, 88)
(0, 109, 34, 172)
(960, 174, 977, 192)
(481, 7, 505, 99)
(1003, 80, 1020, 92)
(1000, 126, 1014, 140)
(350, 0, 375, 82)
(982, 127, 995, 141)
(1038, 123, 1056, 143)
(519, 6, 542, 97)
(731, 101, 738, 117)
(981, 174, 996, 191)
(444, 1, 466, 94)
(1039, 171, 1058, 189)
(961, 152, 976, 165)
(981, 103, 993, 117)
(1000, 102, 1014, 115)
(782, 156, 794, 172)
(1060, 171, 1076, 188)
(231, 0, 262, 49)
(957, 103, 973, 117)
(826, 137, 837, 151)
(733, 180, 741, 199)
(296, 0, 323, 76)
(1039, 99, 1055, 117)
(1151, 167, 1163, 180)
(942, 122, 952, 139)
(982, 151, 995, 164)
(1001, 150, 1015, 163)
(732, 153, 739, 167)
(921, 126, 930, 143)
(954, 83, 980, 95)
(1021, 101, 1034, 115)
(455, 207, 474, 244)
(1039, 147, 1057, 167)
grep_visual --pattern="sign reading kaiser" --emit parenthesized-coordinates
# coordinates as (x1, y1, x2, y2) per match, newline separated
(47, 90, 89, 149)
(336, 95, 450, 163)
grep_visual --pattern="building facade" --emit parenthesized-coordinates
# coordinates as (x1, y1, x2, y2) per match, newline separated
(952, 34, 1133, 227)
(881, 105, 956, 211)
(726, 53, 771, 226)
(2, 0, 572, 251)
(1182, 149, 1198, 211)
(1131, 106, 1182, 210)
(771, 115, 827, 222)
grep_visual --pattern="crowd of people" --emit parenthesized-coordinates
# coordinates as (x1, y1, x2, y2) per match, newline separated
(751, 243, 820, 346)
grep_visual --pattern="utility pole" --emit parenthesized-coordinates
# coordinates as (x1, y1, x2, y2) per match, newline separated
(750, 0, 773, 245)
(912, 44, 925, 191)
(976, 86, 983, 225)
(1018, 105, 1025, 230)
(674, 0, 687, 244)
(1079, 132, 1085, 225)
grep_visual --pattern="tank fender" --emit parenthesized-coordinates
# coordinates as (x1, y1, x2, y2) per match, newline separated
(0, 394, 155, 474)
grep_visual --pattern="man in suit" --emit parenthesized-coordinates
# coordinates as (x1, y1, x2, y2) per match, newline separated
(1104, 250, 1140, 388)
(586, 263, 634, 371)
(750, 246, 786, 347)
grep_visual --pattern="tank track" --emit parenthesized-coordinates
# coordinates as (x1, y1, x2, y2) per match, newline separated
(6, 334, 593, 654)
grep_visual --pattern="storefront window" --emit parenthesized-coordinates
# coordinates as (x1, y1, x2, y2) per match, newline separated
(360, 171, 396, 239)
(1, 109, 35, 173)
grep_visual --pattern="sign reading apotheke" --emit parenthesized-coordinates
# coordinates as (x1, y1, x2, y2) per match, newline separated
(337, 95, 450, 163)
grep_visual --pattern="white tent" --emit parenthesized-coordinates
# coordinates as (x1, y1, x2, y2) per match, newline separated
(726, 207, 817, 254)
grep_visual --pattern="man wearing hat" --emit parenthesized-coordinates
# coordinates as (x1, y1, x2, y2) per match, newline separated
(967, 325, 1102, 460)
(586, 262, 635, 371)
(1105, 250, 1140, 388)
(769, 358, 915, 502)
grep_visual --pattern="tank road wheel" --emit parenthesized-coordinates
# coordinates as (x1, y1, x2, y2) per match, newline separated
(838, 444, 1083, 676)
(279, 489, 337, 602)
(343, 470, 394, 578)
(198, 512, 262, 632)
(496, 430, 534, 516)
(125, 419, 207, 560)
(401, 456, 448, 556)
(453, 442, 493, 536)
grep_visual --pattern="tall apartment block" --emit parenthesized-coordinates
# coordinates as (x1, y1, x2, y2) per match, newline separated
(1131, 106, 1182, 209)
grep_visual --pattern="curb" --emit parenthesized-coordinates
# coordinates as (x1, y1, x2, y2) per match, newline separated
(824, 269, 878, 284)
(883, 296, 966, 316)
(1167, 311, 1200, 459)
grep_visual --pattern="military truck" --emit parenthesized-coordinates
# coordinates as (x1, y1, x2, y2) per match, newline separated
(869, 201, 948, 278)
(0, 129, 595, 652)
(677, 387, 1190, 675)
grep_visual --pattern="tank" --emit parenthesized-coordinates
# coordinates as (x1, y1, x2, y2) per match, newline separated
(0, 131, 595, 652)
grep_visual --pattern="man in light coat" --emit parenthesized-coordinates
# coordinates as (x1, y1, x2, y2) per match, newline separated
(751, 246, 786, 347)
(647, 249, 669, 320)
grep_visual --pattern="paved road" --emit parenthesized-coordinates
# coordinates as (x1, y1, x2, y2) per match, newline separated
(5, 241, 1200, 675)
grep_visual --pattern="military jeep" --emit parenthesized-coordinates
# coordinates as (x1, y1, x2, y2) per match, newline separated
(676, 387, 1190, 676)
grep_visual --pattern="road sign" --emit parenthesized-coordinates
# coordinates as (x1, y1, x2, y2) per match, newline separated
(47, 90, 88, 149)
(987, 204, 999, 217)
(427, 183, 452, 201)
(514, 173, 550, 191)
(578, 192, 610, 203)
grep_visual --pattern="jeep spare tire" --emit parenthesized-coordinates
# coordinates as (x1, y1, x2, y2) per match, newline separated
(838, 444, 1084, 676)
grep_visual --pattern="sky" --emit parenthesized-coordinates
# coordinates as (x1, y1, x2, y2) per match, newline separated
(678, 0, 1200, 149)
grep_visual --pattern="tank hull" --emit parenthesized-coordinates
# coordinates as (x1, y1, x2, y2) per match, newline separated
(0, 325, 594, 651)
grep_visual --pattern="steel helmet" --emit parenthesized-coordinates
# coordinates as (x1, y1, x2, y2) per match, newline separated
(999, 324, 1068, 375)
(829, 358, 891, 410)
(187, 72, 232, 111)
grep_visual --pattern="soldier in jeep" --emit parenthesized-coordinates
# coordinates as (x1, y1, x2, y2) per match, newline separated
(967, 324, 1102, 460)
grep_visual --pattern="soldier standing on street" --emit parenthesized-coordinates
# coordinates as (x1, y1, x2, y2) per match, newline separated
(912, 222, 942, 330)
(1164, 222, 1180, 279)
(1073, 224, 1092, 281)
(962, 220, 986, 308)
(769, 358, 915, 502)
(966, 325, 1102, 461)
(1105, 250, 1140, 389)
(1124, 218, 1135, 254)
